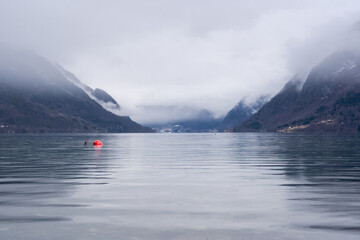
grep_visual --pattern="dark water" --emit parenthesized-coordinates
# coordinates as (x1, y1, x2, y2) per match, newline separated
(0, 133, 360, 239)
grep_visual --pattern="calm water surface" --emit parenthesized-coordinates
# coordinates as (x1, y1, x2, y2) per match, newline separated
(0, 133, 360, 239)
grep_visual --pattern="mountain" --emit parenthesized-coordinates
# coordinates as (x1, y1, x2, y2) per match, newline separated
(235, 51, 360, 132)
(93, 88, 118, 105)
(148, 109, 222, 133)
(0, 47, 153, 133)
(56, 65, 121, 114)
(218, 96, 268, 131)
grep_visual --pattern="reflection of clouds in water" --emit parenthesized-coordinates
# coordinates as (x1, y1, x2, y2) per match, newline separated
(0, 134, 111, 223)
(1, 133, 359, 239)
(228, 133, 360, 232)
(273, 134, 360, 230)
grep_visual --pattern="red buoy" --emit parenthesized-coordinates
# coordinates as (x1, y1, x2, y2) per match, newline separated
(93, 140, 103, 146)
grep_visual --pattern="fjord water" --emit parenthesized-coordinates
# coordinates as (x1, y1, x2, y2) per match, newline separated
(0, 133, 359, 239)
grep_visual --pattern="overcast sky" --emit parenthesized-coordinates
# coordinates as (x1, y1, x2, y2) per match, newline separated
(1, 0, 360, 124)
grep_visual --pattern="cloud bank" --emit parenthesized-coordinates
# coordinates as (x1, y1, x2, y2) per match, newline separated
(0, 0, 359, 123)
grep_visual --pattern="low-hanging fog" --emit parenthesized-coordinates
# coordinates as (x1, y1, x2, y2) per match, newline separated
(0, 0, 360, 124)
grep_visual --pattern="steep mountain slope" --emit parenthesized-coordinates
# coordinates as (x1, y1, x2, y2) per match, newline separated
(218, 96, 268, 131)
(235, 52, 360, 132)
(56, 65, 121, 114)
(93, 88, 118, 105)
(0, 48, 152, 133)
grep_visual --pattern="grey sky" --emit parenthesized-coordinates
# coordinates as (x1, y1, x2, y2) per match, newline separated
(1, 0, 359, 124)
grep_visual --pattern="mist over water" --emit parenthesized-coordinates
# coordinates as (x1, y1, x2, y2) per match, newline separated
(0, 133, 359, 239)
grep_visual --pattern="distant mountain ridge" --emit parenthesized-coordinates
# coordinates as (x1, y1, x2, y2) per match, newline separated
(0, 47, 152, 133)
(147, 108, 222, 133)
(218, 96, 269, 131)
(235, 51, 360, 132)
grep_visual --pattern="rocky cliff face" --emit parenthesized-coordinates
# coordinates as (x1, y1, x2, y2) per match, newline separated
(0, 48, 152, 133)
(235, 51, 360, 132)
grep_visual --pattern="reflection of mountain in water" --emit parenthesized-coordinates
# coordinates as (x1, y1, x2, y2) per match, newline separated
(227, 133, 360, 231)
(1, 133, 359, 239)
(275, 134, 360, 230)
(0, 134, 112, 222)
